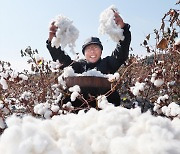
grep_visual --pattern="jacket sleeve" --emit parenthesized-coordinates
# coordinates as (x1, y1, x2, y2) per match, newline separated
(109, 23, 131, 72)
(46, 40, 73, 68)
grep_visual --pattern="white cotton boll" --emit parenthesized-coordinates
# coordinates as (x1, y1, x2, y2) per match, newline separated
(62, 66, 76, 78)
(35, 55, 44, 64)
(44, 103, 51, 110)
(154, 78, 164, 87)
(97, 95, 113, 109)
(157, 94, 169, 104)
(130, 87, 139, 96)
(0, 77, 8, 89)
(164, 94, 169, 100)
(168, 102, 180, 117)
(44, 110, 52, 119)
(34, 103, 51, 116)
(49, 60, 61, 72)
(51, 105, 60, 113)
(0, 65, 2, 71)
(114, 72, 120, 80)
(107, 74, 114, 81)
(57, 75, 66, 88)
(20, 91, 32, 101)
(37, 108, 46, 115)
(161, 106, 169, 116)
(151, 73, 157, 83)
(34, 103, 43, 114)
(0, 71, 9, 79)
(107, 72, 120, 81)
(70, 91, 79, 102)
(19, 74, 28, 80)
(69, 85, 81, 93)
(175, 38, 180, 45)
(10, 71, 18, 79)
(133, 88, 140, 96)
(0, 117, 6, 129)
(136, 82, 145, 91)
(130, 82, 145, 96)
(167, 81, 175, 87)
(66, 102, 72, 107)
(98, 5, 125, 43)
(2, 107, 10, 114)
(0, 101, 4, 109)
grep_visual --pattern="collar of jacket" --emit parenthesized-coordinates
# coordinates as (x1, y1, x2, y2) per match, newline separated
(86, 58, 102, 69)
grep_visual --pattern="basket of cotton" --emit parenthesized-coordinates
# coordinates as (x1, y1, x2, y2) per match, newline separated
(65, 76, 111, 96)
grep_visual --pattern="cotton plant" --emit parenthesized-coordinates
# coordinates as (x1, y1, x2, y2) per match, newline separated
(130, 82, 146, 96)
(50, 15, 79, 54)
(98, 5, 125, 43)
(34, 102, 56, 119)
(151, 72, 164, 87)
(153, 94, 169, 114)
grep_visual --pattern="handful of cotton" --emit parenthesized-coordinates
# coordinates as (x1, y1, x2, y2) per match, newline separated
(50, 15, 79, 54)
(98, 5, 125, 43)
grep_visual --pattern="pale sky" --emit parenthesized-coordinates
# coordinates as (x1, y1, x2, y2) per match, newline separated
(0, 0, 179, 71)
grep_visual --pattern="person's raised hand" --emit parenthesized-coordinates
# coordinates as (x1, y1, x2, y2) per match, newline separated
(48, 21, 58, 41)
(112, 9, 125, 28)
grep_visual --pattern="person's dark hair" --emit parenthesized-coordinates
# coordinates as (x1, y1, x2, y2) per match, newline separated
(82, 37, 103, 54)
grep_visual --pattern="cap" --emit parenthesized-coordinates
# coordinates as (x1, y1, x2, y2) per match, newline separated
(82, 37, 103, 54)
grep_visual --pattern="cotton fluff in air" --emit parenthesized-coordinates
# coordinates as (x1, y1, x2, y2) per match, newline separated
(50, 15, 79, 54)
(98, 5, 125, 43)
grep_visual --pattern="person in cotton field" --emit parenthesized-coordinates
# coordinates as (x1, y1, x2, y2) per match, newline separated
(46, 11, 131, 108)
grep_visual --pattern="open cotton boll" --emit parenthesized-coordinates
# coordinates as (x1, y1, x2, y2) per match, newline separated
(50, 15, 79, 54)
(175, 38, 180, 45)
(98, 5, 124, 43)
(154, 78, 164, 87)
(161, 102, 180, 117)
(130, 82, 146, 96)
(0, 77, 8, 89)
(70, 91, 79, 102)
(69, 85, 81, 93)
(68, 85, 81, 102)
(0, 117, 6, 129)
(97, 95, 114, 109)
(19, 74, 28, 80)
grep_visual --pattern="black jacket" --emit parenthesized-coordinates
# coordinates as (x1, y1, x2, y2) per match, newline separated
(46, 24, 131, 74)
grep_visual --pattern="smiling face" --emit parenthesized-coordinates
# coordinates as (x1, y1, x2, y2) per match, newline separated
(84, 44, 102, 63)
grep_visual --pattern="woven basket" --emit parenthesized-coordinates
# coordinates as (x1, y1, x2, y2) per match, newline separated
(65, 76, 111, 95)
